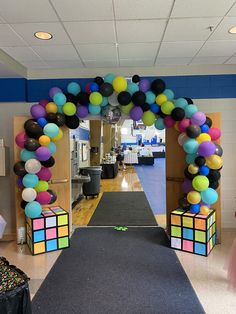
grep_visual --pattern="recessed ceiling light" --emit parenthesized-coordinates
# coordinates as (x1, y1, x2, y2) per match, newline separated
(228, 26, 236, 34)
(34, 31, 53, 40)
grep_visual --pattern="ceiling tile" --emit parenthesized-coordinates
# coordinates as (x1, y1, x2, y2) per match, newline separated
(76, 44, 117, 61)
(51, 0, 113, 21)
(118, 43, 159, 59)
(120, 59, 154, 66)
(171, 0, 235, 18)
(225, 56, 236, 64)
(1, 46, 42, 61)
(197, 40, 236, 56)
(209, 17, 236, 40)
(0, 24, 26, 46)
(20, 60, 49, 69)
(0, 0, 58, 23)
(164, 18, 221, 41)
(64, 21, 116, 44)
(114, 0, 173, 20)
(84, 60, 118, 68)
(11, 22, 71, 45)
(227, 2, 236, 16)
(31, 45, 79, 61)
(155, 57, 192, 65)
(45, 60, 84, 68)
(159, 41, 203, 57)
(191, 56, 229, 65)
(116, 20, 167, 43)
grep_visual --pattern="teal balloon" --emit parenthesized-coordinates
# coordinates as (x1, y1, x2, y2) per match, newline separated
(201, 188, 218, 205)
(25, 201, 42, 218)
(174, 98, 188, 109)
(43, 123, 59, 138)
(104, 73, 115, 84)
(127, 82, 139, 95)
(47, 142, 57, 154)
(155, 118, 165, 130)
(163, 89, 174, 100)
(183, 139, 199, 154)
(88, 104, 101, 115)
(185, 104, 198, 118)
(145, 91, 156, 104)
(22, 174, 39, 188)
(53, 92, 66, 106)
(57, 105, 63, 113)
(101, 97, 109, 107)
(67, 82, 81, 96)
(186, 153, 197, 164)
(20, 149, 36, 162)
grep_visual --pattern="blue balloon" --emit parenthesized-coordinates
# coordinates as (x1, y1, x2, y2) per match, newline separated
(20, 149, 36, 162)
(174, 98, 188, 109)
(201, 188, 218, 205)
(47, 142, 57, 154)
(200, 124, 209, 133)
(127, 83, 139, 95)
(90, 83, 99, 92)
(43, 123, 59, 138)
(185, 104, 198, 118)
(190, 204, 200, 214)
(186, 153, 197, 164)
(25, 201, 42, 218)
(22, 174, 39, 188)
(88, 104, 101, 115)
(104, 73, 115, 84)
(150, 103, 159, 113)
(67, 82, 81, 96)
(163, 89, 174, 100)
(101, 97, 109, 107)
(199, 165, 210, 176)
(53, 92, 66, 106)
(155, 118, 165, 130)
(183, 139, 199, 154)
(37, 117, 47, 128)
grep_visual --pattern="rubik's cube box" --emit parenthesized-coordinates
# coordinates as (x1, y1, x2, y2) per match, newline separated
(26, 206, 70, 255)
(170, 208, 216, 256)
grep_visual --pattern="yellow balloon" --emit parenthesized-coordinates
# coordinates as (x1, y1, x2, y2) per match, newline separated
(51, 129, 63, 142)
(205, 154, 223, 170)
(121, 102, 134, 114)
(112, 76, 127, 93)
(196, 133, 211, 144)
(46, 102, 58, 113)
(187, 191, 201, 204)
(39, 135, 50, 146)
(188, 164, 199, 174)
(200, 205, 210, 215)
(156, 94, 167, 106)
(161, 101, 174, 115)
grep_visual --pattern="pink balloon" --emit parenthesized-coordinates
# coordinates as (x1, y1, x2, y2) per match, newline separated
(37, 167, 52, 181)
(85, 83, 91, 94)
(164, 116, 175, 128)
(178, 118, 191, 132)
(36, 191, 51, 205)
(15, 131, 28, 148)
(39, 99, 49, 108)
(208, 127, 221, 141)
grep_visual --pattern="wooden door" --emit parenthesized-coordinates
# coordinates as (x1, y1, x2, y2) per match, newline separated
(14, 116, 71, 239)
(166, 112, 221, 242)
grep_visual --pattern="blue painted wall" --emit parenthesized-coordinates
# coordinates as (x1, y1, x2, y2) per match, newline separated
(70, 127, 90, 141)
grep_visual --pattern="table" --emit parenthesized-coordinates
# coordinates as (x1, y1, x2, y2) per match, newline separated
(138, 157, 154, 165)
(124, 152, 139, 164)
(101, 162, 118, 179)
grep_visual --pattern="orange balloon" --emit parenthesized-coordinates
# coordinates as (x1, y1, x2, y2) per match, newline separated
(200, 205, 210, 215)
(46, 102, 58, 114)
(39, 135, 50, 146)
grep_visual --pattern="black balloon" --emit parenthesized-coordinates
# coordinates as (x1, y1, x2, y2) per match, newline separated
(141, 103, 150, 112)
(24, 138, 40, 151)
(55, 113, 66, 127)
(132, 75, 140, 83)
(158, 109, 167, 119)
(65, 115, 80, 129)
(25, 122, 43, 138)
(205, 116, 212, 128)
(117, 91, 131, 106)
(207, 169, 221, 182)
(184, 97, 193, 104)
(13, 161, 27, 177)
(195, 156, 206, 167)
(48, 189, 57, 204)
(41, 156, 55, 168)
(171, 107, 185, 121)
(77, 92, 89, 105)
(24, 119, 36, 130)
(209, 180, 219, 190)
(20, 200, 28, 209)
(184, 167, 196, 180)
(178, 195, 190, 210)
(186, 125, 201, 138)
(46, 113, 57, 123)
(151, 79, 165, 95)
(214, 143, 223, 157)
(65, 93, 77, 104)
(132, 91, 146, 106)
(99, 83, 114, 97)
(94, 76, 104, 86)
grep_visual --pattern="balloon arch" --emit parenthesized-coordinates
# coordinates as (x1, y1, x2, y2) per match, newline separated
(14, 74, 223, 219)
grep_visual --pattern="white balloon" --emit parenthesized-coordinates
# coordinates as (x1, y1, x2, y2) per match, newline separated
(22, 188, 37, 202)
(108, 92, 119, 107)
(178, 133, 189, 146)
(25, 158, 41, 174)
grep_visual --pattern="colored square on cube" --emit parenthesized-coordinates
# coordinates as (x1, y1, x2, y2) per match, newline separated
(195, 218, 206, 231)
(183, 240, 193, 252)
(183, 228, 193, 240)
(171, 237, 181, 249)
(182, 217, 193, 228)
(42, 210, 54, 217)
(171, 209, 185, 215)
(58, 237, 69, 249)
(46, 239, 57, 251)
(46, 228, 57, 240)
(171, 215, 181, 226)
(33, 230, 45, 242)
(195, 242, 206, 256)
(171, 226, 181, 238)
(33, 218, 44, 230)
(58, 226, 68, 237)
(34, 241, 45, 254)
(195, 230, 206, 243)
(212, 223, 216, 235)
(58, 214, 68, 226)
(46, 216, 57, 228)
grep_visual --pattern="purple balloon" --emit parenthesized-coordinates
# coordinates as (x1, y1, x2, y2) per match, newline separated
(182, 179, 193, 194)
(36, 191, 51, 205)
(17, 177, 24, 189)
(77, 105, 88, 118)
(49, 87, 62, 99)
(139, 79, 150, 92)
(37, 167, 52, 181)
(200, 201, 210, 207)
(198, 141, 215, 157)
(30, 104, 46, 119)
(35, 147, 52, 161)
(130, 107, 143, 121)
(191, 112, 206, 126)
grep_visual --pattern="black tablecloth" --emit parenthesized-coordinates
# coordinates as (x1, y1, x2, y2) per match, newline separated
(101, 162, 119, 179)
(138, 157, 154, 165)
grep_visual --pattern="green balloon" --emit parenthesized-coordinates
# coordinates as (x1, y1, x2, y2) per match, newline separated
(161, 101, 174, 115)
(121, 102, 134, 114)
(192, 175, 209, 192)
(35, 180, 49, 192)
(142, 110, 156, 126)
(63, 102, 76, 116)
(89, 92, 102, 106)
